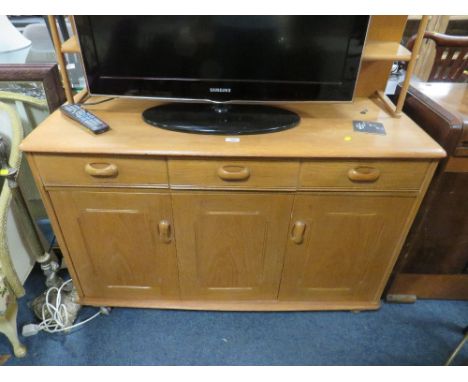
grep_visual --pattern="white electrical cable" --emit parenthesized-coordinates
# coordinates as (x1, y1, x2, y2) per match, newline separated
(27, 279, 102, 335)
(22, 279, 109, 337)
(39, 279, 103, 333)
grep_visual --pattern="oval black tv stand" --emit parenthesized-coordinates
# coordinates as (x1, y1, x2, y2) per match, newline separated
(142, 103, 300, 135)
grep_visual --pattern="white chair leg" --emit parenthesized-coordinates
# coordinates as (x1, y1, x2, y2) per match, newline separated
(0, 298, 26, 358)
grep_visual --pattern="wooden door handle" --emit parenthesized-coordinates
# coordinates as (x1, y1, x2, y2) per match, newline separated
(85, 163, 118, 178)
(347, 166, 380, 182)
(291, 221, 306, 244)
(217, 165, 250, 181)
(158, 220, 172, 243)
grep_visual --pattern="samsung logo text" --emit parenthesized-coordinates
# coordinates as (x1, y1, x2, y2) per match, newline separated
(209, 88, 231, 93)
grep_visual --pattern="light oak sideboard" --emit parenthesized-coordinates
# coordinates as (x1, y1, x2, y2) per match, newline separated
(20, 97, 445, 311)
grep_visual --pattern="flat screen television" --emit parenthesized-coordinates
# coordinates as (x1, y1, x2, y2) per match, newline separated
(74, 16, 370, 134)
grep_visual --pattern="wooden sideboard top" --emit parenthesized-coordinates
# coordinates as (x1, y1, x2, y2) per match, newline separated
(20, 96, 445, 159)
(410, 82, 467, 123)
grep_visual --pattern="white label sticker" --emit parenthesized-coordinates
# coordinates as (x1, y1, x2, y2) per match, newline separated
(225, 137, 240, 143)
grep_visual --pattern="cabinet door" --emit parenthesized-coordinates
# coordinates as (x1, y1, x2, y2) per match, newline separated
(279, 193, 415, 302)
(172, 193, 294, 300)
(49, 190, 179, 300)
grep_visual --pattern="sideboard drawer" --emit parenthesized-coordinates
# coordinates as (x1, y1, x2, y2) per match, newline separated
(168, 159, 300, 190)
(299, 160, 430, 191)
(35, 155, 168, 188)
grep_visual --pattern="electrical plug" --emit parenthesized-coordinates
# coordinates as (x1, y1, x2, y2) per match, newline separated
(22, 323, 41, 337)
(100, 306, 111, 315)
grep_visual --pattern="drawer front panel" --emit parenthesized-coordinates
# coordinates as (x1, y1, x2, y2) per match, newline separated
(168, 159, 300, 190)
(299, 160, 430, 191)
(35, 155, 168, 187)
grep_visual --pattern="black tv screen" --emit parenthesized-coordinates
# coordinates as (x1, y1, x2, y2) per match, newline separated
(75, 16, 370, 103)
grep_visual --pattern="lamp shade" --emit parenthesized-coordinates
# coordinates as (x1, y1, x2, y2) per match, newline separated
(0, 16, 31, 53)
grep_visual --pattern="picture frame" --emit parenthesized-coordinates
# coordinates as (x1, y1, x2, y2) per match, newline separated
(0, 63, 65, 113)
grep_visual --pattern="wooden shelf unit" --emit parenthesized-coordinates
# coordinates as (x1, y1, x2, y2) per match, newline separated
(355, 15, 430, 117)
(47, 16, 84, 104)
(61, 35, 80, 54)
(362, 41, 412, 61)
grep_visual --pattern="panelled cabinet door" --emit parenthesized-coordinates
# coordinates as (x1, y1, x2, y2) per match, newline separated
(279, 193, 416, 302)
(48, 190, 180, 300)
(172, 192, 294, 300)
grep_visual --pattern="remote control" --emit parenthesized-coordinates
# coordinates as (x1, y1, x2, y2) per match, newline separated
(60, 104, 110, 134)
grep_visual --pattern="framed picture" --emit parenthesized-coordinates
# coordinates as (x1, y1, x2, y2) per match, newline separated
(0, 63, 65, 291)
(0, 63, 65, 114)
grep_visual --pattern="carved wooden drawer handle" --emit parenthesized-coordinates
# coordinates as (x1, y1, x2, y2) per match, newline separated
(85, 163, 118, 178)
(158, 220, 172, 243)
(291, 221, 306, 244)
(217, 165, 250, 181)
(347, 166, 380, 182)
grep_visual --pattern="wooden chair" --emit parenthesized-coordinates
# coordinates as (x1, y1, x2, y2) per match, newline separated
(407, 32, 468, 82)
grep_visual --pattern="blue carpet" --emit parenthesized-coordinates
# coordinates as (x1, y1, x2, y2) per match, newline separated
(1, 267, 467, 365)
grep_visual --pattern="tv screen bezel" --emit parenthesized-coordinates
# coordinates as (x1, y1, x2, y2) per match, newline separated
(74, 16, 370, 104)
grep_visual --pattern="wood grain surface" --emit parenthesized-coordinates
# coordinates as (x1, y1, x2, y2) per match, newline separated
(21, 97, 445, 159)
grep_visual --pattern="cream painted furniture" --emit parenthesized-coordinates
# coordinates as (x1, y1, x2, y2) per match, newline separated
(0, 92, 49, 285)
(0, 273, 26, 357)
(0, 101, 29, 357)
(0, 89, 52, 357)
